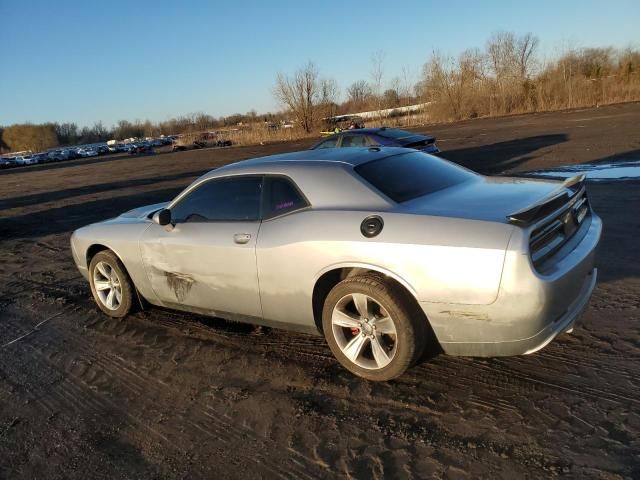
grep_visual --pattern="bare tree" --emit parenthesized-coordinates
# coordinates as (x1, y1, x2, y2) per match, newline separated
(370, 50, 386, 115)
(423, 49, 484, 119)
(485, 31, 539, 112)
(273, 62, 319, 133)
(346, 80, 372, 109)
(318, 77, 340, 119)
(516, 33, 539, 79)
(487, 32, 517, 78)
(400, 66, 417, 124)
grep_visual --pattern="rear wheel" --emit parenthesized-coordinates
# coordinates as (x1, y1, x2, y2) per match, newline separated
(322, 274, 425, 381)
(89, 250, 134, 318)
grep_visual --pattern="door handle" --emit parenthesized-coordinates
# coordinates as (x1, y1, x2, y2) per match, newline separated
(233, 233, 251, 244)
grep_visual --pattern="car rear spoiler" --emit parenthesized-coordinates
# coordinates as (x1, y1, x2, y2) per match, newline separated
(506, 174, 586, 226)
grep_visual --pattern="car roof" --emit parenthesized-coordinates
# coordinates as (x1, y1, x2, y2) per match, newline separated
(215, 146, 410, 172)
(317, 127, 426, 139)
(176, 147, 412, 210)
(341, 128, 392, 135)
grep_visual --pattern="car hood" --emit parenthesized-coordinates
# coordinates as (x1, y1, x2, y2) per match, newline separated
(107, 202, 169, 223)
(397, 176, 567, 223)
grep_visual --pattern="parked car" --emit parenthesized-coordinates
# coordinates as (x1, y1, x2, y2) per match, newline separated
(64, 148, 81, 159)
(172, 138, 231, 151)
(312, 127, 440, 155)
(52, 149, 72, 161)
(96, 145, 110, 155)
(70, 147, 601, 381)
(129, 144, 154, 155)
(0, 157, 15, 169)
(13, 155, 38, 165)
(320, 115, 365, 134)
(38, 152, 51, 162)
(78, 148, 98, 157)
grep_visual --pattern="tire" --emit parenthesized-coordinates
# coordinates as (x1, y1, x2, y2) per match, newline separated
(322, 274, 426, 381)
(89, 250, 134, 318)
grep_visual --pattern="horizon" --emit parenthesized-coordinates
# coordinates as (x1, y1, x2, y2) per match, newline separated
(1, 0, 639, 128)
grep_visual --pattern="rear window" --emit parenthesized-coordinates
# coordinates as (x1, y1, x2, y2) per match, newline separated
(355, 152, 475, 202)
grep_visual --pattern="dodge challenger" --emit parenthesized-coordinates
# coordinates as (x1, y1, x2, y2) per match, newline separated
(71, 147, 601, 380)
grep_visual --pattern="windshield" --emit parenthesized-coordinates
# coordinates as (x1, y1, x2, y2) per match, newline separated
(355, 151, 476, 203)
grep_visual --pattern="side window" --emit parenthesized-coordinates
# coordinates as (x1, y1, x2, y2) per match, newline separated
(264, 177, 308, 219)
(314, 137, 339, 149)
(171, 176, 262, 223)
(341, 135, 368, 148)
(371, 135, 394, 146)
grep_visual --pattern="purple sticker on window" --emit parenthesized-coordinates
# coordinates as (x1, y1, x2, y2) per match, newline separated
(275, 201, 294, 210)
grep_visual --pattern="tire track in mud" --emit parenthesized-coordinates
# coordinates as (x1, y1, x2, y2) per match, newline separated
(7, 281, 636, 461)
(1, 313, 329, 480)
(134, 309, 336, 365)
(23, 269, 638, 405)
(0, 321, 578, 480)
(87, 304, 640, 414)
(489, 358, 640, 405)
(534, 350, 639, 379)
(412, 355, 640, 407)
(285, 380, 572, 474)
(293, 342, 640, 414)
(0, 313, 176, 446)
(7, 289, 638, 414)
(0, 276, 87, 308)
(145, 308, 640, 407)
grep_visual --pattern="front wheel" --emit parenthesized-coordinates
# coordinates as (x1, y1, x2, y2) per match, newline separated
(89, 250, 134, 318)
(322, 274, 426, 381)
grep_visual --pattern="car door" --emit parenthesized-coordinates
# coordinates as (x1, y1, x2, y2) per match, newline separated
(255, 176, 315, 328)
(140, 175, 264, 320)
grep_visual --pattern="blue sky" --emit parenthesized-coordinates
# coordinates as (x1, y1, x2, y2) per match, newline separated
(1, 0, 638, 127)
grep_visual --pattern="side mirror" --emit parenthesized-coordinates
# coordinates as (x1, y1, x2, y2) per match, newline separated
(153, 208, 172, 226)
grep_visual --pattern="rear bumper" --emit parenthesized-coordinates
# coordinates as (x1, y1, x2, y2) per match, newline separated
(432, 268, 596, 356)
(422, 213, 601, 356)
(522, 268, 596, 354)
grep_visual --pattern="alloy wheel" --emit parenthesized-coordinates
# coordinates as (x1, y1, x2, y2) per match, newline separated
(331, 293, 398, 370)
(92, 261, 123, 310)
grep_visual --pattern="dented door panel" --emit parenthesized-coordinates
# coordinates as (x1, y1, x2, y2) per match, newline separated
(140, 221, 262, 318)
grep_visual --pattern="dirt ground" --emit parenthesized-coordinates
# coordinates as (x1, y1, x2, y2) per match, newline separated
(1, 102, 639, 479)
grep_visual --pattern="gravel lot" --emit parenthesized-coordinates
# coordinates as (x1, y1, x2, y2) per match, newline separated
(1, 102, 639, 479)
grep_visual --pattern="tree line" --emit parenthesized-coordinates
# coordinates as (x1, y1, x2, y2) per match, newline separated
(421, 32, 640, 120)
(274, 33, 640, 132)
(0, 112, 279, 153)
(3, 31, 640, 152)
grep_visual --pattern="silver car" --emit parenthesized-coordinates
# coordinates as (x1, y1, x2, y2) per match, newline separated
(71, 147, 601, 380)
